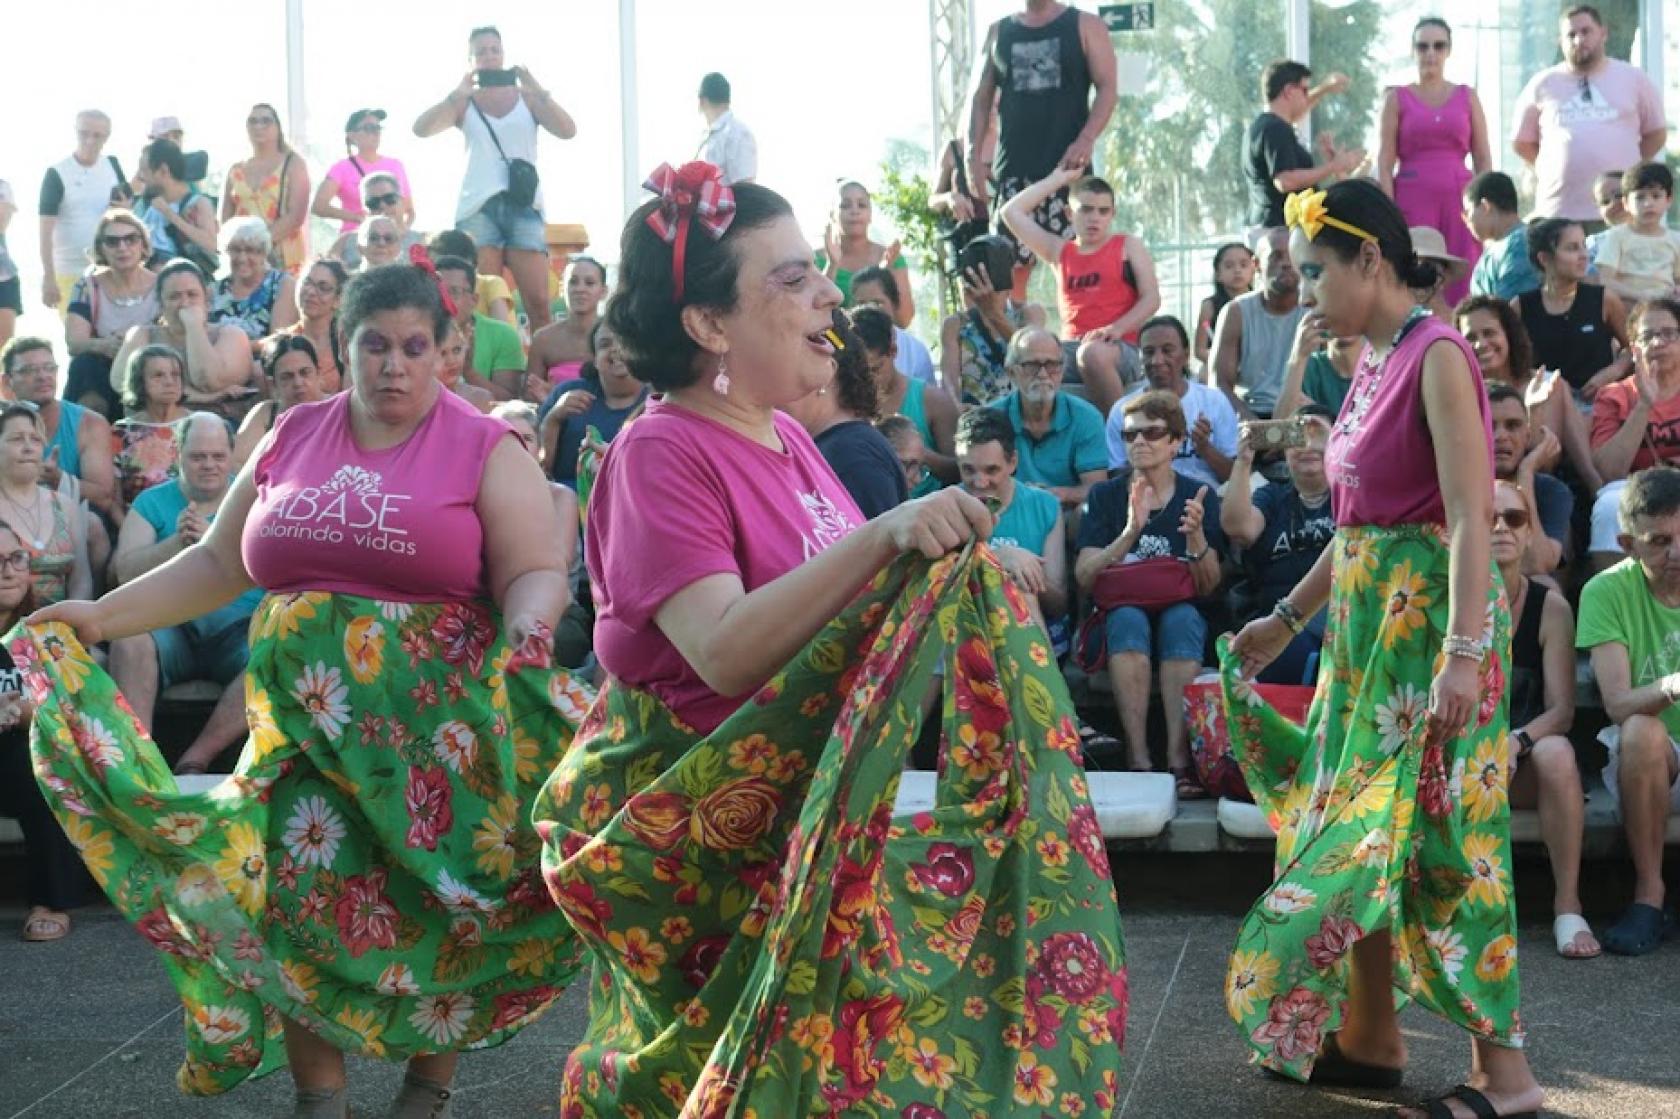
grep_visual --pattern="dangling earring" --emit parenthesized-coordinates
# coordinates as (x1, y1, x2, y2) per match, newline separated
(712, 356, 730, 395)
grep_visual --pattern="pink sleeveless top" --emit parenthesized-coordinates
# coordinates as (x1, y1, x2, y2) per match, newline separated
(1326, 315, 1491, 528)
(243, 390, 513, 602)
(1395, 85, 1473, 171)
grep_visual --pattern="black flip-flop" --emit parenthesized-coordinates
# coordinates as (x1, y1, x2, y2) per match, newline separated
(1413, 1083, 1537, 1118)
(1265, 1034, 1403, 1090)
(1602, 902, 1675, 957)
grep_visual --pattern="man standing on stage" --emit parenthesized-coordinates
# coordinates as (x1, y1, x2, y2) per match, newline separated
(1513, 5, 1667, 231)
(966, 0, 1117, 301)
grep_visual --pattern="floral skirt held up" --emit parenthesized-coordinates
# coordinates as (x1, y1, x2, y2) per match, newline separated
(1217, 524, 1522, 1082)
(535, 545, 1129, 1117)
(14, 593, 594, 1094)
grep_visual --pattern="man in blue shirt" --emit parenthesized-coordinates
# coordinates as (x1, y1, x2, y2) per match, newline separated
(989, 327, 1108, 519)
(1465, 171, 1542, 300)
(108, 414, 261, 775)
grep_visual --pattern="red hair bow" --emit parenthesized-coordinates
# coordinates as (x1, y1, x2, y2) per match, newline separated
(408, 243, 458, 319)
(643, 161, 736, 301)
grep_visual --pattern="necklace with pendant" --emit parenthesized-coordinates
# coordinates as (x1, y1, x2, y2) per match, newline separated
(1, 489, 47, 550)
(1334, 305, 1431, 441)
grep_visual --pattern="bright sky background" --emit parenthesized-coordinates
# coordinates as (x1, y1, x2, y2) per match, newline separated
(4, 1, 1672, 350)
(4, 0, 1035, 351)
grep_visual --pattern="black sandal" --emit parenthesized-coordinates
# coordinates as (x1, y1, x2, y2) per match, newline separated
(1414, 1084, 1537, 1119)
(1263, 1034, 1403, 1090)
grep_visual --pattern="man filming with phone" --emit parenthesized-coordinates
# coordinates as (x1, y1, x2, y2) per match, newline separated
(414, 24, 577, 332)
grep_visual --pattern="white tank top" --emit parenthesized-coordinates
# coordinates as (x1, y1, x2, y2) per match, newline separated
(456, 96, 543, 223)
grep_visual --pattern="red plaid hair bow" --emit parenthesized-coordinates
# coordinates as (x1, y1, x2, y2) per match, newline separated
(408, 243, 458, 318)
(643, 161, 736, 301)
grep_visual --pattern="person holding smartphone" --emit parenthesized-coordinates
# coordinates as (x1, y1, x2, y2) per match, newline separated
(414, 25, 577, 335)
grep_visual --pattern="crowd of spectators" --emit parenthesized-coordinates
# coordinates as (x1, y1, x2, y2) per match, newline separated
(1, 3, 1677, 961)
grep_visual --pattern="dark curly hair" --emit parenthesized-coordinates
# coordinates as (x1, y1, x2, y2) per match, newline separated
(829, 312, 878, 418)
(605, 182, 794, 392)
(1454, 294, 1534, 382)
(338, 263, 451, 346)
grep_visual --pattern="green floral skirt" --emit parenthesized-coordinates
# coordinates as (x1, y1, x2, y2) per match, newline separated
(1216, 524, 1522, 1081)
(14, 593, 594, 1094)
(534, 546, 1129, 1117)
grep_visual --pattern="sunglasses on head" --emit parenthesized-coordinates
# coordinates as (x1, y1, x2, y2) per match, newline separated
(365, 192, 401, 209)
(1493, 508, 1530, 530)
(1121, 424, 1174, 444)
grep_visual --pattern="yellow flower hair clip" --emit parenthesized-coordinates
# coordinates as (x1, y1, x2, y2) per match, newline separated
(1284, 189, 1377, 243)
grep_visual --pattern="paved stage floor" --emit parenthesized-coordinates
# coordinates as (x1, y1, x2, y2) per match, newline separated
(3, 854, 1677, 1118)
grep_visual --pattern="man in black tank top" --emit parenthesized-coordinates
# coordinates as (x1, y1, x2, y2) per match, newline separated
(967, 2, 1117, 294)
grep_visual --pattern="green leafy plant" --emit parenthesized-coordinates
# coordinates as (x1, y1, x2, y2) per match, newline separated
(875, 141, 953, 328)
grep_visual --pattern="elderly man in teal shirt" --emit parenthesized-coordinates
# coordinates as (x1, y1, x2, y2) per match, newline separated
(990, 326, 1109, 518)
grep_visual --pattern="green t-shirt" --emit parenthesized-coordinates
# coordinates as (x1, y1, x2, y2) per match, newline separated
(1301, 352, 1353, 418)
(815, 251, 909, 305)
(471, 313, 526, 376)
(1577, 558, 1680, 740)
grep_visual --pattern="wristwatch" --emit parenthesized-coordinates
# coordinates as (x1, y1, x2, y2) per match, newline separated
(1513, 728, 1534, 759)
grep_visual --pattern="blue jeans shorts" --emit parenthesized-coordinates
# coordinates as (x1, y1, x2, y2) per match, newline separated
(153, 599, 255, 690)
(457, 193, 548, 254)
(1103, 601, 1207, 663)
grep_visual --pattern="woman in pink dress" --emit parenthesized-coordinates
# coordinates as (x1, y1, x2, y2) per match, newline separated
(1376, 16, 1490, 307)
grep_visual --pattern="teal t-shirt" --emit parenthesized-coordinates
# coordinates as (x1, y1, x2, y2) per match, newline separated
(471, 313, 526, 377)
(132, 481, 266, 613)
(815, 251, 909, 305)
(990, 482, 1060, 554)
(1301, 353, 1353, 418)
(993, 391, 1109, 490)
(1577, 558, 1680, 740)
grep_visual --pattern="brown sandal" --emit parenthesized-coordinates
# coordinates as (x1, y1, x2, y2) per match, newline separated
(21, 907, 70, 942)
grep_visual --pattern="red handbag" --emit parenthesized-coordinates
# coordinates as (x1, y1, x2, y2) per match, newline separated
(1074, 558, 1197, 672)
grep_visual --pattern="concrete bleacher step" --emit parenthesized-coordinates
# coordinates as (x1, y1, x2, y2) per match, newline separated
(1216, 771, 1680, 853)
(894, 769, 1177, 839)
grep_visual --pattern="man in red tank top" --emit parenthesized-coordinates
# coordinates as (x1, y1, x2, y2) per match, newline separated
(1001, 168, 1159, 420)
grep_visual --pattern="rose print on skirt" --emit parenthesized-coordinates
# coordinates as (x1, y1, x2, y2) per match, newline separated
(534, 544, 1129, 1116)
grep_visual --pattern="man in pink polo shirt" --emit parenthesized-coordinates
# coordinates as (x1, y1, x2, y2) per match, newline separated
(1512, 5, 1667, 229)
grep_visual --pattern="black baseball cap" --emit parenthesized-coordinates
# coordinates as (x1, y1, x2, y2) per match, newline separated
(344, 108, 387, 132)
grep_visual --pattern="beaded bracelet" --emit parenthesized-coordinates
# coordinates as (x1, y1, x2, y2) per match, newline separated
(1441, 634, 1485, 662)
(1271, 599, 1305, 635)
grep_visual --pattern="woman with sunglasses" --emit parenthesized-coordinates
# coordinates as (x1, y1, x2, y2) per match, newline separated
(1227, 180, 1542, 1119)
(1076, 389, 1223, 788)
(64, 210, 160, 417)
(1490, 479, 1597, 959)
(1587, 297, 1680, 571)
(222, 103, 311, 274)
(313, 108, 413, 236)
(1376, 17, 1490, 307)
(327, 175, 421, 271)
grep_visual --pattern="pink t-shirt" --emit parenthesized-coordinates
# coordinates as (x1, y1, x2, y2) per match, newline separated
(323, 155, 413, 233)
(587, 397, 864, 733)
(243, 390, 513, 602)
(1326, 316, 1491, 527)
(1512, 60, 1667, 222)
